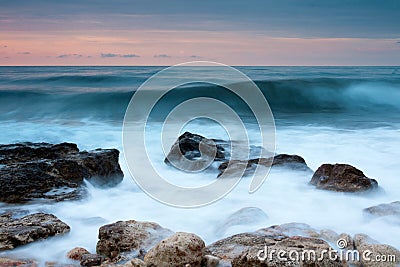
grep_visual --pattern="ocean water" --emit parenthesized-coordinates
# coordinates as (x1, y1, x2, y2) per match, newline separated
(0, 66, 399, 264)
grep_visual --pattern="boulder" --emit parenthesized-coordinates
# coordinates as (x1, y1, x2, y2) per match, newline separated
(96, 220, 173, 260)
(66, 247, 91, 261)
(144, 232, 205, 267)
(310, 164, 378, 192)
(205, 228, 345, 267)
(0, 142, 124, 203)
(218, 154, 311, 177)
(354, 233, 400, 267)
(0, 213, 70, 251)
(80, 254, 105, 266)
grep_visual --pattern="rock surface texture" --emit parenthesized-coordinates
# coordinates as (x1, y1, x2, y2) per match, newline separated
(0, 212, 70, 251)
(310, 163, 378, 192)
(0, 142, 124, 203)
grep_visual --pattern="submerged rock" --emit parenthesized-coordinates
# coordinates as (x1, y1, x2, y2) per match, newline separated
(0, 142, 124, 203)
(0, 212, 70, 251)
(310, 163, 378, 192)
(363, 201, 400, 219)
(96, 220, 173, 260)
(218, 154, 311, 177)
(144, 232, 205, 267)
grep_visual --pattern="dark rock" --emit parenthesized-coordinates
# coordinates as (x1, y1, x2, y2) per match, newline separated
(66, 247, 91, 261)
(164, 132, 227, 171)
(96, 220, 173, 260)
(0, 257, 37, 267)
(0, 142, 123, 203)
(310, 164, 378, 192)
(218, 154, 311, 177)
(80, 254, 105, 266)
(0, 212, 70, 251)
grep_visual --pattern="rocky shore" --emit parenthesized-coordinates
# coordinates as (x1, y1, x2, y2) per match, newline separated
(0, 135, 399, 266)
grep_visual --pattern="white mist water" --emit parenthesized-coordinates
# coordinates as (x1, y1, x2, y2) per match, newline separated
(0, 119, 399, 265)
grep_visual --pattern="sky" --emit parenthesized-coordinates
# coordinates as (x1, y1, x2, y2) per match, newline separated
(0, 0, 400, 66)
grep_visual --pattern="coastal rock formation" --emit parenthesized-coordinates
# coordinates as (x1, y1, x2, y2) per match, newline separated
(0, 213, 70, 251)
(66, 247, 91, 261)
(80, 253, 105, 266)
(354, 233, 400, 267)
(164, 132, 227, 171)
(310, 163, 378, 192)
(364, 201, 400, 219)
(96, 220, 173, 260)
(0, 142, 124, 203)
(144, 232, 205, 267)
(0, 257, 37, 267)
(218, 154, 311, 177)
(204, 227, 345, 267)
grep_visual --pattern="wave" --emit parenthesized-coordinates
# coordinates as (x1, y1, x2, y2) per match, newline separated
(0, 78, 399, 122)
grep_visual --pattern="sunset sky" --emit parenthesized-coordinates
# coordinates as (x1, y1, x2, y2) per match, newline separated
(1, 0, 399, 66)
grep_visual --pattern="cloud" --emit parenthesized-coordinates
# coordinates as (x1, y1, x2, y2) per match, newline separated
(17, 52, 31, 55)
(57, 53, 83, 58)
(154, 54, 171, 58)
(189, 55, 203, 59)
(101, 53, 140, 58)
(121, 54, 140, 58)
(101, 53, 119, 58)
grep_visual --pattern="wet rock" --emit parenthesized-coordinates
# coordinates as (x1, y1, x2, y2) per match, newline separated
(218, 154, 311, 177)
(144, 232, 205, 267)
(310, 164, 378, 192)
(122, 258, 146, 267)
(0, 257, 37, 267)
(202, 255, 220, 267)
(96, 220, 173, 260)
(0, 142, 124, 203)
(66, 247, 91, 261)
(319, 229, 340, 245)
(205, 226, 345, 266)
(0, 212, 70, 251)
(215, 207, 268, 235)
(80, 254, 105, 266)
(354, 233, 400, 267)
(271, 222, 320, 238)
(363, 201, 400, 219)
(164, 132, 227, 171)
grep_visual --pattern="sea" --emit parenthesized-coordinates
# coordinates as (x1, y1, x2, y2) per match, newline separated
(0, 66, 399, 264)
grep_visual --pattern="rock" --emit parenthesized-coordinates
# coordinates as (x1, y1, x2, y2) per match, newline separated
(164, 132, 227, 171)
(0, 257, 37, 267)
(124, 258, 147, 267)
(80, 254, 105, 266)
(354, 233, 400, 267)
(96, 220, 173, 260)
(363, 201, 400, 218)
(0, 142, 124, 203)
(216, 207, 268, 235)
(66, 247, 90, 261)
(319, 229, 340, 245)
(218, 154, 311, 177)
(201, 255, 220, 267)
(0, 212, 70, 251)
(205, 227, 345, 266)
(144, 232, 205, 267)
(310, 163, 378, 192)
(271, 222, 320, 238)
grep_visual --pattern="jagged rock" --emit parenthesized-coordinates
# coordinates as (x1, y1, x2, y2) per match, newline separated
(144, 232, 205, 267)
(215, 207, 268, 235)
(0, 257, 37, 267)
(205, 226, 345, 266)
(0, 142, 124, 203)
(0, 213, 70, 251)
(80, 254, 105, 266)
(364, 201, 400, 219)
(310, 164, 378, 192)
(66, 247, 91, 261)
(354, 233, 400, 267)
(218, 154, 311, 177)
(96, 220, 173, 260)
